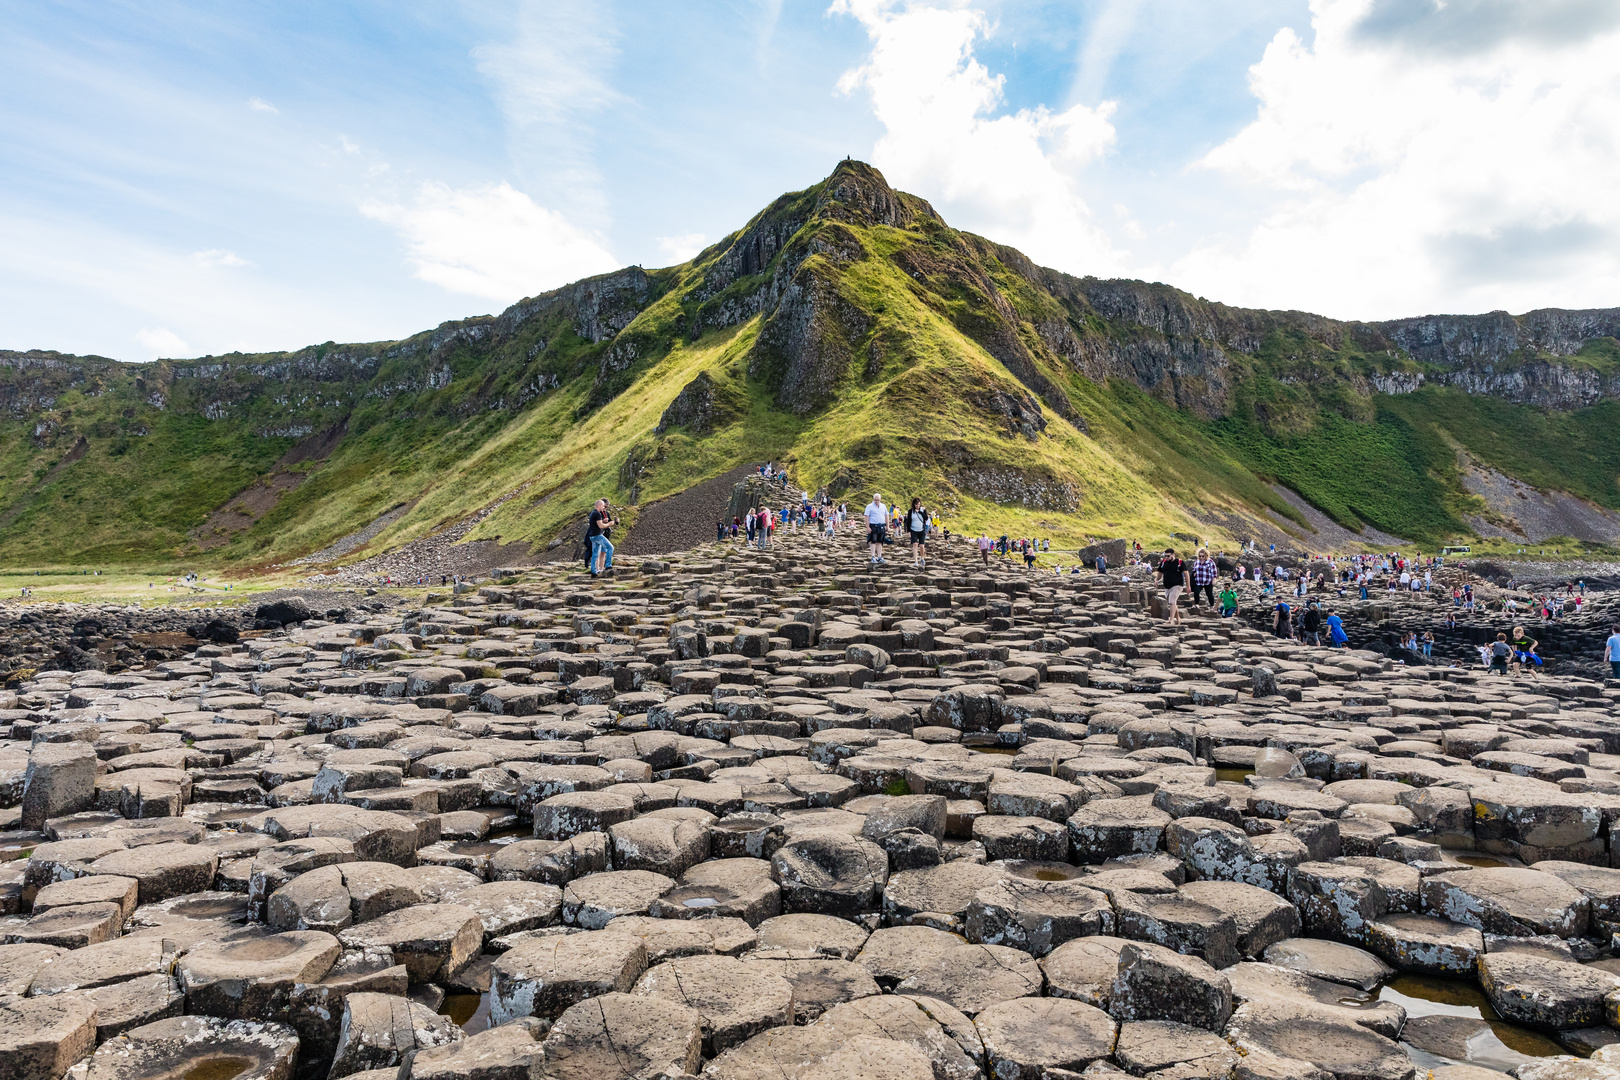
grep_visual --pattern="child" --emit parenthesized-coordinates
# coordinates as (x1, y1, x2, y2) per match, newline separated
(1489, 634, 1511, 676)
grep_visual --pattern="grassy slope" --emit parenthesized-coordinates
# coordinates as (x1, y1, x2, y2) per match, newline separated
(2, 166, 1617, 570)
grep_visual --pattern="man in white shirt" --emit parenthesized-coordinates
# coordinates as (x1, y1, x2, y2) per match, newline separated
(864, 494, 889, 564)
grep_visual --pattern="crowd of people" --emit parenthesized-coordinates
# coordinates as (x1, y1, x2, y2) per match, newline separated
(578, 471, 1617, 680)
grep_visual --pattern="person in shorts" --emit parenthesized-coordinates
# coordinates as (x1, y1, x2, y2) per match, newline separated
(864, 494, 889, 565)
(905, 498, 930, 567)
(1159, 548, 1187, 625)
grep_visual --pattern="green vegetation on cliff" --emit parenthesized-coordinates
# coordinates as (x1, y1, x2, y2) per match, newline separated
(2, 160, 1618, 568)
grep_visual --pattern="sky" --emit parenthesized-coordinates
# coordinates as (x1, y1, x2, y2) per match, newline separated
(3, 0, 1619, 361)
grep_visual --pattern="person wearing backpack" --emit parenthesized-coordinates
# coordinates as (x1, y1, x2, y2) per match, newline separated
(905, 497, 930, 567)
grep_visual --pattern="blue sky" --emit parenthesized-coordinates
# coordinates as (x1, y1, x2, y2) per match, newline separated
(4, 0, 1618, 361)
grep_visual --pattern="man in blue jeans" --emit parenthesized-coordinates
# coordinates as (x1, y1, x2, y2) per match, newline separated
(1606, 626, 1620, 680)
(587, 499, 615, 577)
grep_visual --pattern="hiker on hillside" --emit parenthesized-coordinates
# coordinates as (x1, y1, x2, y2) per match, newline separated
(1158, 548, 1188, 625)
(864, 494, 889, 565)
(905, 498, 930, 567)
(586, 499, 615, 577)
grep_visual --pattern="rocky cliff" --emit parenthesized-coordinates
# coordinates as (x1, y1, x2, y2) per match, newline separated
(1, 159, 1617, 565)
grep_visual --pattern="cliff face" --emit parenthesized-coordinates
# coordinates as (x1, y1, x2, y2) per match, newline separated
(1, 158, 1617, 565)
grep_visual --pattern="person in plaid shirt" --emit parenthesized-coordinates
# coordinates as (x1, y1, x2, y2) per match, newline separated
(1192, 548, 1218, 607)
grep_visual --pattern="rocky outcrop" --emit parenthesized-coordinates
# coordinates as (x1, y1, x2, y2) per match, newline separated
(949, 466, 1081, 512)
(749, 268, 872, 415)
(656, 372, 741, 435)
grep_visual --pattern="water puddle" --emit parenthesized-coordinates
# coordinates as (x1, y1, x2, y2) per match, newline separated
(441, 991, 492, 1033)
(180, 1058, 254, 1080)
(1380, 974, 1565, 1071)
(969, 747, 1017, 756)
(1214, 768, 1255, 784)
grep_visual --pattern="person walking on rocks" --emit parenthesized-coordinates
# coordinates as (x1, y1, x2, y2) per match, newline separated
(1159, 548, 1188, 625)
(864, 494, 889, 565)
(1301, 601, 1322, 645)
(906, 498, 930, 568)
(1192, 548, 1217, 608)
(587, 499, 615, 577)
(977, 532, 992, 565)
(1605, 625, 1620, 680)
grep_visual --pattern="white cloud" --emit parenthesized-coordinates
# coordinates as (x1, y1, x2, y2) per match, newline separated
(135, 327, 188, 358)
(247, 97, 277, 113)
(471, 0, 620, 226)
(1174, 0, 1620, 319)
(656, 233, 707, 264)
(831, 0, 1123, 276)
(361, 181, 620, 303)
(192, 248, 249, 268)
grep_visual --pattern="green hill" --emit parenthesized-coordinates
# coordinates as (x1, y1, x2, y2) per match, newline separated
(3, 160, 1619, 570)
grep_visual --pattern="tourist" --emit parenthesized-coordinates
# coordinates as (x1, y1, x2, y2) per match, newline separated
(586, 499, 614, 577)
(864, 493, 889, 565)
(1192, 548, 1217, 608)
(1489, 633, 1511, 676)
(1218, 584, 1239, 617)
(1301, 601, 1322, 645)
(977, 533, 992, 565)
(1273, 597, 1292, 640)
(1605, 625, 1620, 680)
(1421, 630, 1434, 659)
(1159, 548, 1188, 625)
(1327, 611, 1348, 647)
(1510, 625, 1542, 679)
(905, 498, 930, 567)
(1023, 543, 1037, 569)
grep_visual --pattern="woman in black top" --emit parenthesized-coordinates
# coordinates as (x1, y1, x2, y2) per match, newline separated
(1159, 548, 1187, 625)
(906, 497, 930, 568)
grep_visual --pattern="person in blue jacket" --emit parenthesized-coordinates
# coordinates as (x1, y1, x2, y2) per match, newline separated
(1327, 611, 1349, 647)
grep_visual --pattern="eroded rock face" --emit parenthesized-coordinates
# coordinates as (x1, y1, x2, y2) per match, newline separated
(7, 522, 1620, 1080)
